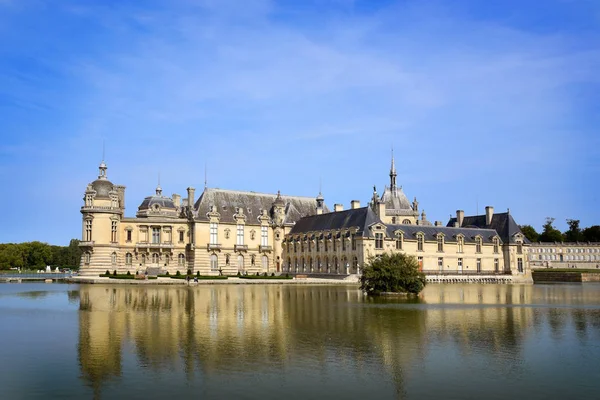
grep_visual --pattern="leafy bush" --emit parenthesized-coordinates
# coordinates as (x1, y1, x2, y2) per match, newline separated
(196, 271, 200, 277)
(126, 270, 131, 276)
(105, 270, 110, 276)
(239, 275, 292, 280)
(113, 270, 117, 276)
(285, 273, 289, 278)
(360, 253, 426, 295)
(175, 270, 180, 276)
(187, 269, 192, 276)
(237, 271, 241, 277)
(271, 272, 275, 277)
(165, 271, 170, 276)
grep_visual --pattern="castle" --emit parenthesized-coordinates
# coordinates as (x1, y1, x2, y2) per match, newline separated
(79, 155, 531, 280)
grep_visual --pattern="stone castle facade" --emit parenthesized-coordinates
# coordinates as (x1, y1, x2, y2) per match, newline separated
(79, 155, 532, 280)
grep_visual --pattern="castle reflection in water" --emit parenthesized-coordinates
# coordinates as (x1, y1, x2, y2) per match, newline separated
(77, 284, 600, 397)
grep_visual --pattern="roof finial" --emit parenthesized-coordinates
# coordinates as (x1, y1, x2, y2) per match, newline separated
(390, 145, 397, 191)
(98, 140, 107, 179)
(156, 172, 162, 196)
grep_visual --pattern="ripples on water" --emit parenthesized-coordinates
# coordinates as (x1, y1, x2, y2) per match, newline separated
(1, 283, 599, 399)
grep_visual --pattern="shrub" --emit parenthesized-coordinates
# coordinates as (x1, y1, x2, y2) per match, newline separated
(263, 272, 267, 277)
(237, 271, 241, 277)
(105, 270, 110, 276)
(175, 270, 181, 276)
(285, 273, 289, 278)
(113, 270, 117, 276)
(360, 253, 426, 295)
(187, 269, 192, 276)
(196, 271, 200, 277)
(271, 272, 275, 277)
(256, 271, 260, 276)
(165, 271, 170, 276)
(126, 270, 131, 276)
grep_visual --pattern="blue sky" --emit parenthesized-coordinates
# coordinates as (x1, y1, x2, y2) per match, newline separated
(0, 0, 598, 246)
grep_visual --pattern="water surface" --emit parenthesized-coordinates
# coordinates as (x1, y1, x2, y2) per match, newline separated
(1, 283, 599, 399)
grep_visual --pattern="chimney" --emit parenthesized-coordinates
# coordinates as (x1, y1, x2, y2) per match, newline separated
(454, 221, 459, 228)
(172, 194, 181, 208)
(351, 200, 361, 209)
(485, 206, 494, 226)
(456, 210, 464, 227)
(187, 187, 195, 208)
(316, 207, 323, 215)
(334, 204, 344, 212)
(435, 221, 442, 227)
(377, 201, 386, 218)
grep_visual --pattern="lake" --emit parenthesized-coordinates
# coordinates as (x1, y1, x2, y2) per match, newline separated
(0, 282, 599, 399)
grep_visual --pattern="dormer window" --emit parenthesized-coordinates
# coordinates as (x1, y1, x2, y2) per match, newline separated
(493, 237, 499, 253)
(476, 237, 482, 253)
(457, 235, 464, 253)
(437, 234, 444, 252)
(417, 233, 424, 251)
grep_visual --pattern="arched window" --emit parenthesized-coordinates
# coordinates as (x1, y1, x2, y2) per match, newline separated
(111, 252, 117, 266)
(287, 257, 291, 271)
(125, 253, 132, 265)
(396, 234, 403, 250)
(210, 254, 218, 270)
(262, 255, 268, 270)
(334, 256, 339, 273)
(178, 253, 185, 266)
(251, 254, 256, 266)
(301, 257, 305, 272)
(237, 255, 244, 270)
(402, 219, 411, 225)
(353, 256, 358, 273)
(152, 253, 159, 264)
(165, 254, 170, 266)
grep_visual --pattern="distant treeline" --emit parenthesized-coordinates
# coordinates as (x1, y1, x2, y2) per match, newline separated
(0, 239, 82, 270)
(520, 219, 600, 243)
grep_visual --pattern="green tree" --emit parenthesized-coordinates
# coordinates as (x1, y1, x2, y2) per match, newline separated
(539, 218, 564, 243)
(519, 225, 539, 242)
(564, 219, 584, 242)
(360, 253, 426, 295)
(582, 226, 600, 242)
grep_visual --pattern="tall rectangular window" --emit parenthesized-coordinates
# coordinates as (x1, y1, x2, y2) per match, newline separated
(477, 258, 481, 273)
(333, 238, 337, 251)
(396, 237, 403, 250)
(352, 234, 357, 251)
(111, 221, 117, 242)
(237, 225, 244, 245)
(476, 238, 482, 253)
(417, 234, 424, 251)
(518, 258, 523, 273)
(85, 219, 92, 241)
(325, 239, 328, 252)
(437, 236, 444, 252)
(152, 227, 160, 244)
(457, 237, 464, 253)
(438, 257, 443, 271)
(458, 258, 463, 269)
(126, 230, 132, 242)
(179, 230, 184, 243)
(316, 238, 320, 252)
(494, 258, 499, 272)
(342, 236, 346, 251)
(261, 226, 268, 246)
(375, 233, 383, 249)
(210, 223, 218, 244)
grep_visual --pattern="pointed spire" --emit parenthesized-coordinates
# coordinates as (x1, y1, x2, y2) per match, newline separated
(390, 146, 397, 191)
(98, 142, 107, 180)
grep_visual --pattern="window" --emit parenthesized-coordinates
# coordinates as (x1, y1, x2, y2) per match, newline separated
(165, 254, 170, 266)
(84, 219, 92, 241)
(126, 230, 132, 242)
(325, 239, 329, 252)
(125, 253, 132, 265)
(418, 256, 423, 269)
(352, 234, 357, 251)
(518, 258, 524, 273)
(237, 225, 244, 245)
(375, 233, 384, 249)
(437, 235, 444, 252)
(164, 229, 172, 243)
(237, 255, 244, 270)
(308, 239, 312, 252)
(476, 237, 482, 253)
(457, 236, 464, 253)
(84, 252, 90, 265)
(210, 254, 218, 270)
(179, 230, 184, 243)
(417, 234, 424, 251)
(152, 227, 160, 244)
(333, 237, 337, 251)
(262, 255, 268, 270)
(210, 223, 218, 244)
(301, 239, 305, 252)
(225, 254, 230, 265)
(477, 258, 481, 273)
(152, 253, 159, 264)
(458, 258, 463, 269)
(110, 221, 116, 242)
(493, 238, 499, 254)
(261, 226, 268, 246)
(316, 238, 320, 252)
(438, 257, 443, 271)
(494, 258, 499, 272)
(402, 219, 411, 224)
(178, 254, 185, 266)
(294, 241, 297, 253)
(517, 242, 523, 254)
(342, 235, 346, 251)
(140, 228, 147, 242)
(141, 254, 146, 265)
(251, 254, 256, 266)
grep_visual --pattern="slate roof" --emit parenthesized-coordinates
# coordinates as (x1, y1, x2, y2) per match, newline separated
(387, 224, 500, 244)
(194, 188, 328, 225)
(138, 195, 176, 210)
(447, 212, 529, 244)
(289, 207, 381, 238)
(380, 186, 414, 214)
(91, 179, 114, 200)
